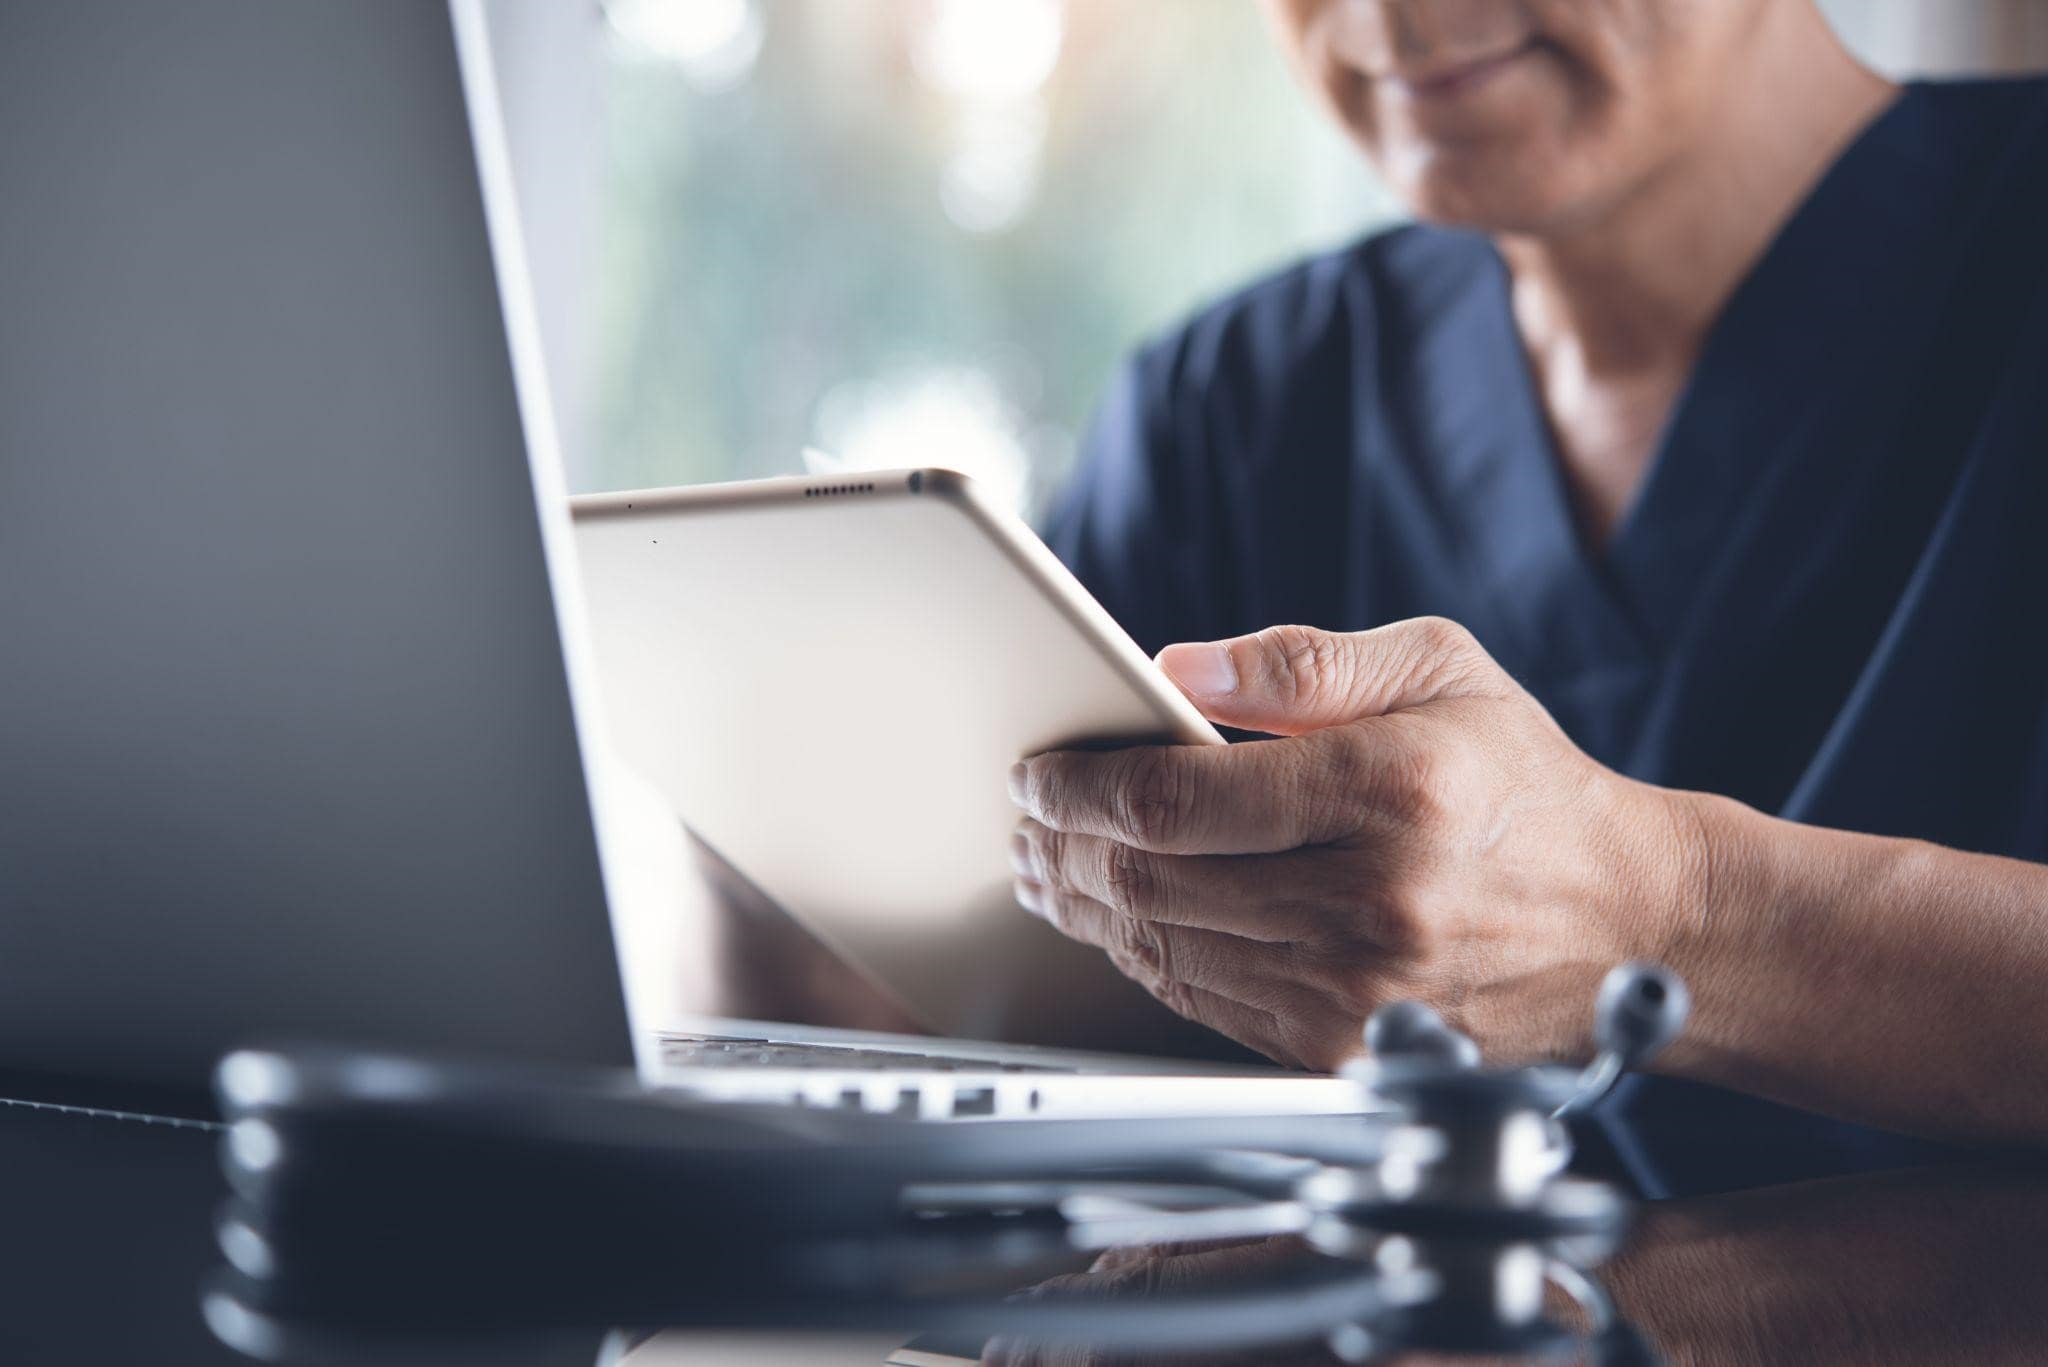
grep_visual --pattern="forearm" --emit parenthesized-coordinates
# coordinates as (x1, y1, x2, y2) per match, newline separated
(1654, 791, 2048, 1143)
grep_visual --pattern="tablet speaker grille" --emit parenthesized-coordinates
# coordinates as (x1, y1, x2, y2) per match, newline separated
(805, 482, 877, 498)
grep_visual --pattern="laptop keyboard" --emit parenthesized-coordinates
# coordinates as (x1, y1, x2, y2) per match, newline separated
(658, 1036, 1075, 1074)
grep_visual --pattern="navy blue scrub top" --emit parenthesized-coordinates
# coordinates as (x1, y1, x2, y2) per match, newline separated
(1046, 78, 2048, 1198)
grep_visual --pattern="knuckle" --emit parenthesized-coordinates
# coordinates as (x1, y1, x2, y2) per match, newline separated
(1374, 735, 1450, 824)
(1035, 883, 1074, 932)
(1370, 889, 1437, 957)
(1029, 825, 1067, 888)
(1257, 625, 1340, 708)
(1407, 615, 1501, 697)
(1041, 884, 1091, 936)
(1099, 840, 1157, 917)
(1308, 727, 1377, 827)
(1112, 749, 1193, 849)
(1032, 756, 1121, 838)
(1110, 913, 1165, 976)
(1408, 760, 1458, 827)
(1410, 615, 1477, 661)
(1024, 756, 1068, 824)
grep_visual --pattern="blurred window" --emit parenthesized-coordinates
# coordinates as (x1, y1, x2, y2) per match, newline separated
(581, 0, 1402, 513)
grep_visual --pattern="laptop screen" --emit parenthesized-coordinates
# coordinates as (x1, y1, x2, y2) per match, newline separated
(0, 1, 635, 1115)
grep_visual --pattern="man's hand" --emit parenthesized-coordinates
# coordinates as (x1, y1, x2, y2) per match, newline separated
(1008, 618, 1704, 1072)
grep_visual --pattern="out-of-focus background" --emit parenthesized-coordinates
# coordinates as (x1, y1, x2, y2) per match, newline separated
(486, 0, 2048, 518)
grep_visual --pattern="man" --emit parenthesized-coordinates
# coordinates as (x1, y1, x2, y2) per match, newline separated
(1011, 0, 2048, 1195)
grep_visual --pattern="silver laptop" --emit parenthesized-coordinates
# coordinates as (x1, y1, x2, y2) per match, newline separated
(0, 0, 1356, 1126)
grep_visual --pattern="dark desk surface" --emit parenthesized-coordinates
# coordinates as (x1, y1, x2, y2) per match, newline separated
(0, 1103, 234, 1364)
(6, 1099, 2044, 1365)
(0, 1104, 602, 1366)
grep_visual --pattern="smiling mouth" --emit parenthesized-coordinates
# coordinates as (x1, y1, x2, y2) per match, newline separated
(1384, 40, 1541, 100)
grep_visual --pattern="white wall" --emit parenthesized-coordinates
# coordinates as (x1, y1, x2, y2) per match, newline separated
(1822, 0, 2048, 75)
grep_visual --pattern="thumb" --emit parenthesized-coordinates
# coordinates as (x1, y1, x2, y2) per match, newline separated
(1156, 618, 1498, 735)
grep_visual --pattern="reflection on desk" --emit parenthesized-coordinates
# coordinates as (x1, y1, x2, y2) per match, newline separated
(961, 1164, 2048, 1366)
(5, 1095, 2044, 1365)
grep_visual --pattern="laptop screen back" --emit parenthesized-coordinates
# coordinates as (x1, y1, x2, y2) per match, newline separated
(0, 1, 635, 1111)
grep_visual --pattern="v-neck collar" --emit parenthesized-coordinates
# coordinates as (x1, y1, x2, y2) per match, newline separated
(1600, 84, 1955, 646)
(1377, 84, 1961, 681)
(1374, 229, 1650, 682)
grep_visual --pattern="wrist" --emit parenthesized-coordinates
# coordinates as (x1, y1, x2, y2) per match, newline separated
(1660, 787, 1736, 958)
(1621, 785, 1759, 1063)
(1637, 785, 1794, 1085)
(1612, 781, 1731, 969)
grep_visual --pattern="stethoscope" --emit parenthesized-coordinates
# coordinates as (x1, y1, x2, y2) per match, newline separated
(206, 962, 1687, 1364)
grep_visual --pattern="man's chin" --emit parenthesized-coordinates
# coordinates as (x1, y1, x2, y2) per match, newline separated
(1392, 153, 1595, 237)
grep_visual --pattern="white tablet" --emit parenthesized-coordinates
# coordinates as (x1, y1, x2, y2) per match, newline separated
(569, 469, 1227, 1052)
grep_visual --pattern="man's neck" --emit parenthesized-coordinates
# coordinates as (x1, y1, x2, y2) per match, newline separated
(1494, 4, 1896, 544)
(1501, 5, 1898, 385)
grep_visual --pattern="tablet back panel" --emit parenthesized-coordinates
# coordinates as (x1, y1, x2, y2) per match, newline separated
(571, 473, 1231, 1057)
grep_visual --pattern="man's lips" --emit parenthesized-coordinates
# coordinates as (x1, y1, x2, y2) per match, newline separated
(1381, 40, 1541, 99)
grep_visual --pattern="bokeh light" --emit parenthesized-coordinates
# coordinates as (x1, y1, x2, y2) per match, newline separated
(913, 0, 1064, 102)
(605, 0, 764, 92)
(581, 1, 1400, 505)
(939, 103, 1048, 233)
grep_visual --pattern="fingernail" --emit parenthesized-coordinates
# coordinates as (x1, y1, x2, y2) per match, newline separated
(1006, 761, 1029, 808)
(1008, 830, 1035, 879)
(1158, 642, 1237, 697)
(1013, 877, 1046, 918)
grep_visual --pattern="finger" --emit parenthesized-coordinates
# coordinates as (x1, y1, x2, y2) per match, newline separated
(1156, 618, 1502, 736)
(1022, 878, 1301, 1005)
(1016, 880, 1303, 1065)
(1013, 819, 1332, 942)
(1012, 726, 1381, 854)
